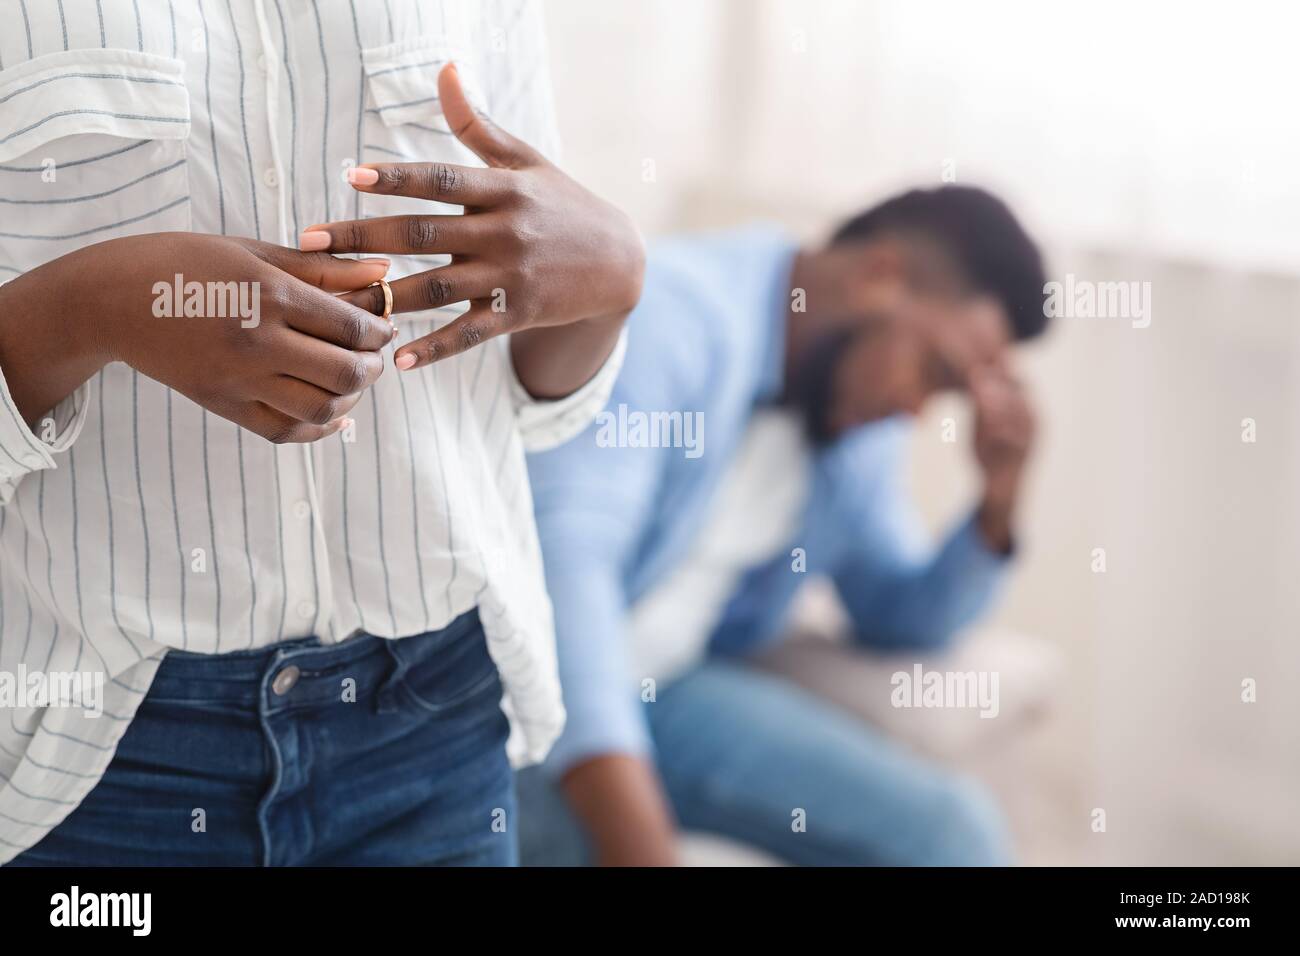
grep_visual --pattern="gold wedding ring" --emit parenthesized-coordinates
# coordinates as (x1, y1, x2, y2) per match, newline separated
(369, 278, 394, 324)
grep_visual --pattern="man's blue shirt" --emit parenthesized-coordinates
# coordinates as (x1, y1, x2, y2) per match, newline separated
(527, 226, 1010, 774)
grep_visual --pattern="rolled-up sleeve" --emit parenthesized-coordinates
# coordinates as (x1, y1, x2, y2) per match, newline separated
(506, 327, 627, 452)
(0, 362, 89, 505)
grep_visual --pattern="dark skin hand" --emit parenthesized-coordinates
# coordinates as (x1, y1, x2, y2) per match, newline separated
(0, 233, 392, 441)
(791, 263, 1034, 554)
(304, 63, 645, 399)
(561, 753, 681, 866)
(971, 360, 1034, 553)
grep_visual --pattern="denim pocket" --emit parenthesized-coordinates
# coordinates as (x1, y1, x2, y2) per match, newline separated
(394, 619, 500, 716)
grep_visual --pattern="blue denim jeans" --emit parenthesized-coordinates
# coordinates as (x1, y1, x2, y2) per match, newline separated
(9, 609, 516, 866)
(517, 659, 1010, 866)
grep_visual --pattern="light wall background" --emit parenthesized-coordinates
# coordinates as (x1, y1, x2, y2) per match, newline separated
(542, 0, 1300, 864)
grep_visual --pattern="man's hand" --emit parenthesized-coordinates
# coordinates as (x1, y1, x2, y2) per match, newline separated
(971, 363, 1035, 552)
(561, 754, 680, 867)
(301, 63, 644, 397)
(0, 232, 393, 442)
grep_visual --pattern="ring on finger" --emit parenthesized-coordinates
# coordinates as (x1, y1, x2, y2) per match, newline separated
(369, 278, 394, 325)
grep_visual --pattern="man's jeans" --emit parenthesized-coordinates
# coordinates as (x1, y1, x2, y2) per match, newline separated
(9, 609, 516, 866)
(517, 659, 1010, 866)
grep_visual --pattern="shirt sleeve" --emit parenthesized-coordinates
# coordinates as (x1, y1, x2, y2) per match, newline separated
(527, 278, 712, 775)
(532, 512, 655, 776)
(505, 328, 627, 452)
(0, 359, 90, 506)
(825, 421, 1012, 652)
(527, 399, 664, 776)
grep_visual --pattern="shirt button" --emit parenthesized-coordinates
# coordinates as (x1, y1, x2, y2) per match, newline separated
(296, 601, 315, 620)
(293, 499, 311, 519)
(263, 167, 279, 188)
(271, 665, 300, 696)
(21, 453, 41, 468)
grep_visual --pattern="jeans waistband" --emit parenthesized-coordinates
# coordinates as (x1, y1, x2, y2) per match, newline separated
(147, 608, 483, 710)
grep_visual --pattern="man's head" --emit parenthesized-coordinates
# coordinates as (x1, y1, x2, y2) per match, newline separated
(787, 185, 1047, 442)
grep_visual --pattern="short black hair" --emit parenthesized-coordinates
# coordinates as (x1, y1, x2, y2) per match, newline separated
(831, 185, 1048, 340)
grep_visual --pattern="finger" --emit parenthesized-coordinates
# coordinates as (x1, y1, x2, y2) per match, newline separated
(393, 305, 507, 371)
(239, 402, 353, 445)
(281, 289, 396, 351)
(982, 408, 1033, 446)
(240, 239, 391, 291)
(970, 366, 1016, 407)
(982, 413, 1029, 440)
(438, 62, 541, 170)
(281, 335, 386, 395)
(988, 379, 1028, 416)
(338, 262, 499, 316)
(260, 376, 366, 427)
(343, 162, 515, 206)
(299, 213, 486, 256)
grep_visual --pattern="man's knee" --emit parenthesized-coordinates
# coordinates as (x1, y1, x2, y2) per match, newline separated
(796, 771, 1010, 867)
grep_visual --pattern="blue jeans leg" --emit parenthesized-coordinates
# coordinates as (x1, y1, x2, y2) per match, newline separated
(648, 659, 1012, 866)
(516, 658, 1011, 866)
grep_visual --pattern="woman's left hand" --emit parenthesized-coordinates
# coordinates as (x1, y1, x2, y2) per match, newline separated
(300, 62, 644, 391)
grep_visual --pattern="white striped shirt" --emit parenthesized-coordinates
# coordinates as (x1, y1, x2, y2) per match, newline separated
(0, 0, 622, 863)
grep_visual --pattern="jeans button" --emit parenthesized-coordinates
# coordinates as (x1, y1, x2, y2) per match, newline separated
(272, 665, 301, 696)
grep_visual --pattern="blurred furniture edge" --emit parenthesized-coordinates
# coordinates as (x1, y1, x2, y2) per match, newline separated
(677, 578, 1065, 866)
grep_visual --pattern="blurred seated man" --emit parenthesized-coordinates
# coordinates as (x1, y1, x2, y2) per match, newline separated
(517, 186, 1049, 866)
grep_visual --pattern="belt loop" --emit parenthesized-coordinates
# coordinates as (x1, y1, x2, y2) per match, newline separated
(373, 638, 407, 715)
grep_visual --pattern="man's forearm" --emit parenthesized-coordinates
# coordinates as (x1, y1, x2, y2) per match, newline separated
(976, 476, 1022, 555)
(510, 312, 625, 400)
(976, 494, 1016, 554)
(560, 752, 680, 867)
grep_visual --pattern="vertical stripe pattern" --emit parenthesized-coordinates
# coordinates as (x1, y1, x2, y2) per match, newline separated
(0, 0, 620, 864)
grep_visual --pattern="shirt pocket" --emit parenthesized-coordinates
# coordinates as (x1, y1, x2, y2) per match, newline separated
(0, 48, 193, 280)
(355, 39, 491, 321)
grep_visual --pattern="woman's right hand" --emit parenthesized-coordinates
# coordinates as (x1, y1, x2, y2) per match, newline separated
(0, 232, 393, 443)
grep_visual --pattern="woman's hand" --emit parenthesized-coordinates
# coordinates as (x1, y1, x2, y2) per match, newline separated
(0, 233, 393, 442)
(300, 63, 645, 396)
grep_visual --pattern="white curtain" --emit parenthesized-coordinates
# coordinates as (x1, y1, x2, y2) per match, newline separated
(743, 0, 1300, 270)
(549, 0, 1300, 272)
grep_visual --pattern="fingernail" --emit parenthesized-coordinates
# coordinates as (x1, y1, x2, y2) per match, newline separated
(347, 166, 379, 186)
(361, 257, 390, 271)
(336, 417, 353, 432)
(299, 230, 331, 252)
(394, 353, 416, 371)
